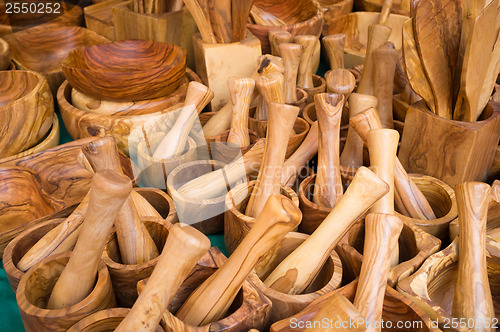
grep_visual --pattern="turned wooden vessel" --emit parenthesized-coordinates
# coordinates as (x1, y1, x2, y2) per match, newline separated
(212, 130, 259, 164)
(4, 26, 109, 94)
(317, 0, 354, 21)
(0, 70, 54, 159)
(360, 0, 410, 16)
(302, 75, 327, 104)
(0, 37, 10, 70)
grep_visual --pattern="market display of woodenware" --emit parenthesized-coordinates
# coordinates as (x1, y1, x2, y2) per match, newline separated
(0, 0, 499, 330)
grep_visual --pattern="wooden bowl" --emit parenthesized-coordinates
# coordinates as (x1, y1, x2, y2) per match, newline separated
(247, 0, 324, 54)
(212, 130, 259, 164)
(16, 251, 116, 332)
(4, 26, 110, 95)
(224, 180, 299, 254)
(323, 12, 409, 68)
(0, 37, 10, 70)
(289, 88, 309, 116)
(488, 145, 500, 182)
(249, 232, 343, 325)
(302, 74, 326, 104)
(302, 102, 350, 127)
(395, 174, 458, 242)
(360, 0, 410, 16)
(62, 40, 187, 102)
(0, 70, 54, 159)
(318, 0, 354, 21)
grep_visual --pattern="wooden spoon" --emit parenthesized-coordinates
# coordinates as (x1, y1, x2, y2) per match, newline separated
(255, 72, 284, 121)
(227, 77, 255, 147)
(249, 5, 286, 26)
(295, 35, 317, 89)
(280, 43, 304, 103)
(373, 43, 398, 129)
(322, 34, 346, 71)
(325, 69, 356, 100)
(184, 0, 217, 43)
(269, 30, 292, 57)
(232, 0, 254, 42)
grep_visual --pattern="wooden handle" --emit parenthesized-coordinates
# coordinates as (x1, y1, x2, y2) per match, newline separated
(264, 166, 389, 294)
(245, 103, 300, 217)
(295, 35, 317, 89)
(280, 43, 304, 103)
(339, 93, 378, 168)
(269, 30, 292, 56)
(232, 0, 254, 42)
(251, 54, 285, 79)
(452, 182, 495, 327)
(184, 0, 217, 43)
(313, 93, 344, 208)
(281, 121, 318, 187)
(176, 194, 302, 326)
(373, 43, 398, 129)
(202, 102, 232, 136)
(47, 171, 132, 309)
(378, 0, 393, 26)
(116, 224, 210, 332)
(227, 77, 255, 147)
(349, 107, 437, 220)
(353, 213, 403, 332)
(322, 34, 346, 70)
(184, 81, 214, 114)
(325, 69, 356, 100)
(81, 136, 122, 172)
(255, 72, 284, 121)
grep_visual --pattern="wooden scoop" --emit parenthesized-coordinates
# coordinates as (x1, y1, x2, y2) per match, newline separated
(115, 223, 210, 332)
(227, 77, 255, 147)
(47, 170, 132, 309)
(255, 72, 284, 121)
(245, 103, 300, 217)
(264, 166, 389, 295)
(349, 107, 436, 220)
(452, 182, 495, 326)
(313, 93, 344, 209)
(353, 213, 403, 331)
(280, 43, 304, 103)
(176, 194, 302, 326)
(325, 69, 356, 100)
(269, 30, 292, 57)
(322, 34, 346, 71)
(373, 43, 398, 129)
(295, 35, 317, 89)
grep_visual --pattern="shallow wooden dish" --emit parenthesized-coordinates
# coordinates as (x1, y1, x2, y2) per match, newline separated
(0, 37, 10, 70)
(0, 70, 54, 159)
(212, 130, 259, 164)
(4, 26, 109, 94)
(323, 11, 408, 68)
(318, 0, 354, 21)
(62, 40, 186, 102)
(247, 0, 324, 54)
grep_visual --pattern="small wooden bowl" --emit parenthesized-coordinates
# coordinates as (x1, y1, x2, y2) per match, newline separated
(323, 12, 409, 68)
(249, 232, 343, 325)
(62, 40, 187, 102)
(290, 87, 309, 116)
(0, 70, 54, 159)
(0, 37, 11, 70)
(318, 0, 354, 21)
(395, 174, 458, 242)
(4, 26, 109, 94)
(16, 251, 116, 332)
(247, 0, 324, 54)
(224, 180, 299, 254)
(212, 130, 259, 164)
(302, 101, 350, 127)
(301, 74, 326, 104)
(67, 308, 164, 332)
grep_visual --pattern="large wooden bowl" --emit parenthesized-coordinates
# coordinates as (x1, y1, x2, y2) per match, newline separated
(359, 0, 410, 16)
(318, 0, 354, 22)
(0, 37, 10, 70)
(4, 26, 109, 95)
(62, 40, 187, 102)
(323, 11, 409, 68)
(0, 71, 54, 159)
(247, 0, 324, 54)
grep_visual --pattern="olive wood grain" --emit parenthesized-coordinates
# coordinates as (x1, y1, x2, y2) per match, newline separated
(227, 77, 255, 147)
(202, 103, 232, 137)
(264, 166, 389, 295)
(232, 0, 254, 42)
(280, 43, 304, 103)
(255, 73, 284, 121)
(295, 35, 317, 89)
(183, 0, 217, 43)
(0, 37, 11, 70)
(269, 30, 292, 56)
(322, 34, 345, 70)
(325, 69, 356, 100)
(373, 43, 397, 129)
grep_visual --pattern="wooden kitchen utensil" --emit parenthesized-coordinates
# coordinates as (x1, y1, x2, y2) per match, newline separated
(232, 0, 254, 41)
(295, 35, 317, 90)
(227, 77, 255, 147)
(208, 0, 232, 43)
(325, 69, 356, 100)
(269, 30, 292, 56)
(255, 73, 284, 121)
(280, 42, 304, 103)
(183, 0, 217, 43)
(373, 43, 398, 129)
(322, 34, 346, 70)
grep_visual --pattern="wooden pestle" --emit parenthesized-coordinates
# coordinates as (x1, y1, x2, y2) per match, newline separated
(349, 107, 436, 220)
(373, 43, 398, 129)
(281, 121, 319, 187)
(269, 30, 292, 56)
(366, 129, 400, 267)
(353, 213, 403, 332)
(47, 171, 132, 309)
(245, 103, 300, 217)
(176, 194, 302, 326)
(452, 182, 495, 329)
(313, 93, 344, 208)
(115, 223, 210, 332)
(264, 166, 389, 295)
(280, 43, 304, 103)
(255, 72, 284, 121)
(227, 77, 255, 147)
(378, 0, 393, 26)
(251, 54, 285, 79)
(340, 93, 378, 168)
(295, 35, 317, 89)
(322, 34, 346, 71)
(325, 69, 356, 101)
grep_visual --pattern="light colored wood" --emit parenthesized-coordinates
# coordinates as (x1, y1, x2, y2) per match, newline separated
(295, 35, 317, 89)
(255, 72, 284, 121)
(251, 54, 285, 79)
(115, 223, 210, 331)
(478, 25, 500, 116)
(202, 103, 232, 136)
(452, 182, 495, 329)
(176, 194, 301, 326)
(249, 5, 286, 26)
(325, 69, 355, 100)
(377, 0, 392, 26)
(280, 43, 303, 103)
(227, 77, 255, 147)
(269, 30, 292, 56)
(264, 166, 389, 295)
(245, 103, 300, 217)
(373, 44, 397, 129)
(210, 0, 232, 43)
(313, 93, 344, 208)
(322, 34, 345, 70)
(182, 0, 216, 43)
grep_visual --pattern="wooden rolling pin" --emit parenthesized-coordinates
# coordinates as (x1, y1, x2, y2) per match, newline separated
(269, 30, 292, 56)
(280, 43, 304, 103)
(313, 93, 344, 208)
(255, 72, 284, 121)
(373, 43, 398, 129)
(115, 223, 210, 332)
(227, 77, 255, 147)
(325, 69, 356, 101)
(349, 107, 436, 220)
(176, 194, 302, 326)
(452, 182, 495, 329)
(322, 34, 346, 71)
(264, 166, 389, 294)
(245, 103, 300, 217)
(295, 35, 317, 89)
(353, 213, 403, 332)
(339, 93, 378, 168)
(47, 170, 132, 309)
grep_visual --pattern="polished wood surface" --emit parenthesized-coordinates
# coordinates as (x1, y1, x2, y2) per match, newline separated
(232, 0, 254, 41)
(373, 43, 397, 129)
(227, 78, 255, 147)
(0, 37, 10, 70)
(269, 30, 292, 56)
(255, 73, 283, 121)
(280, 43, 303, 103)
(325, 69, 355, 100)
(295, 35, 317, 89)
(322, 34, 345, 70)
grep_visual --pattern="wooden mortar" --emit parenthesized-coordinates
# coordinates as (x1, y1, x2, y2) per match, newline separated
(212, 130, 259, 164)
(303, 75, 327, 104)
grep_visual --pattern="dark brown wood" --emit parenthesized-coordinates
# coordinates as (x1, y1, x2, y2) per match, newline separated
(232, 0, 254, 41)
(0, 37, 11, 70)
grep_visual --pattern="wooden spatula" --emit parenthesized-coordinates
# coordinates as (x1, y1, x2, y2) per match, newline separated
(232, 0, 254, 42)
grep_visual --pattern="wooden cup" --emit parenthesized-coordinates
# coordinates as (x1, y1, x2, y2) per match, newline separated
(212, 130, 259, 164)
(302, 75, 327, 104)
